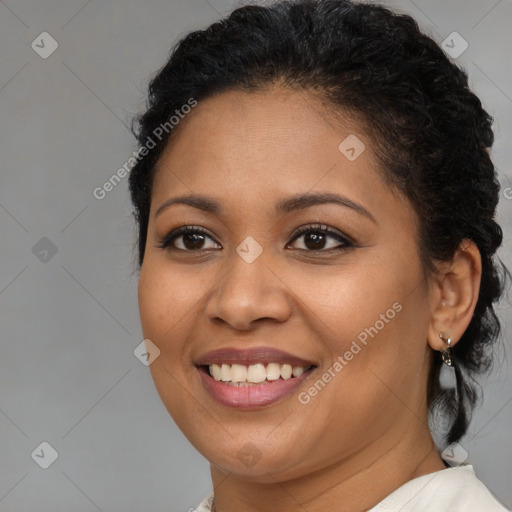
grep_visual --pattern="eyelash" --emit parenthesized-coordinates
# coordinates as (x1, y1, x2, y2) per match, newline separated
(156, 224, 354, 253)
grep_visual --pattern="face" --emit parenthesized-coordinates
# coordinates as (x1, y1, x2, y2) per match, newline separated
(137, 87, 434, 482)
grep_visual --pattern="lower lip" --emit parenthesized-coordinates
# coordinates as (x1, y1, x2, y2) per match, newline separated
(198, 367, 314, 409)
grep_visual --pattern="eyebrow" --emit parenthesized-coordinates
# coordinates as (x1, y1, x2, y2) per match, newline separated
(155, 192, 376, 223)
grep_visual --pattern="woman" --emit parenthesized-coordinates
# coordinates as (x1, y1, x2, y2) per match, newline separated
(128, 0, 510, 510)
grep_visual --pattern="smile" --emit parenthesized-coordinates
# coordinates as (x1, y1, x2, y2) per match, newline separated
(207, 362, 311, 385)
(195, 346, 317, 408)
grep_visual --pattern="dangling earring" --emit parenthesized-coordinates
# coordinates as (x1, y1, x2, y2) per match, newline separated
(439, 332, 453, 367)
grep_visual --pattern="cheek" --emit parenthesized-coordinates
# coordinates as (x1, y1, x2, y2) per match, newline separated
(137, 257, 205, 345)
(137, 259, 204, 423)
(282, 261, 408, 346)
(284, 253, 430, 407)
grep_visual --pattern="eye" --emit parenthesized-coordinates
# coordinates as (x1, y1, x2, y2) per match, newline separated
(287, 224, 353, 251)
(157, 224, 353, 253)
(157, 226, 221, 251)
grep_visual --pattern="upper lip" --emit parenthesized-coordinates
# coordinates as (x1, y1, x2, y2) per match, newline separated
(195, 346, 316, 367)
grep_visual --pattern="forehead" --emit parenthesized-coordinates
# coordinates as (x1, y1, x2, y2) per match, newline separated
(155, 89, 371, 179)
(149, 87, 409, 224)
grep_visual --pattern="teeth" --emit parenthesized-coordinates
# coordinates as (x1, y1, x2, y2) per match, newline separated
(210, 364, 222, 381)
(266, 362, 281, 380)
(247, 363, 267, 383)
(292, 366, 305, 377)
(230, 364, 247, 382)
(220, 364, 231, 382)
(208, 362, 310, 383)
(280, 363, 292, 379)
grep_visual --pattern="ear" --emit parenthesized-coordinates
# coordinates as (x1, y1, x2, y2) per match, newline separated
(427, 239, 482, 352)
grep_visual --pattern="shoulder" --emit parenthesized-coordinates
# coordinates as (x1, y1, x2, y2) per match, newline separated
(191, 493, 214, 512)
(192, 466, 510, 512)
(369, 465, 510, 512)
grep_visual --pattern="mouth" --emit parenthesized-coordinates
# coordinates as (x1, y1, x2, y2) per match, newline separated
(203, 362, 315, 385)
(195, 347, 317, 408)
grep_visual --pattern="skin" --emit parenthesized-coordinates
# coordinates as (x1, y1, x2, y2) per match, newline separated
(137, 86, 482, 512)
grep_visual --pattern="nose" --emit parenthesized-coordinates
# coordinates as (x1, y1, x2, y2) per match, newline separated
(205, 247, 292, 331)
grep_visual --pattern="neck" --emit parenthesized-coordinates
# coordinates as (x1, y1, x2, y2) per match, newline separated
(209, 423, 446, 512)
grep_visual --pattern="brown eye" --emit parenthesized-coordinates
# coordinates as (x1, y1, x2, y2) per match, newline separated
(303, 232, 327, 250)
(181, 233, 207, 250)
(157, 226, 221, 251)
(288, 224, 352, 251)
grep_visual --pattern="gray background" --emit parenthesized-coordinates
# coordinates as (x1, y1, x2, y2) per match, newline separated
(0, 0, 511, 510)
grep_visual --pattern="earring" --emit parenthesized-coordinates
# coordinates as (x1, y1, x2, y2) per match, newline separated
(439, 332, 453, 367)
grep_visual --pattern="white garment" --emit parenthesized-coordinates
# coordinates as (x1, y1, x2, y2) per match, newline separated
(193, 465, 510, 511)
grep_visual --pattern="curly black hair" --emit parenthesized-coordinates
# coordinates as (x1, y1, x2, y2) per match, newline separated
(128, 0, 509, 445)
